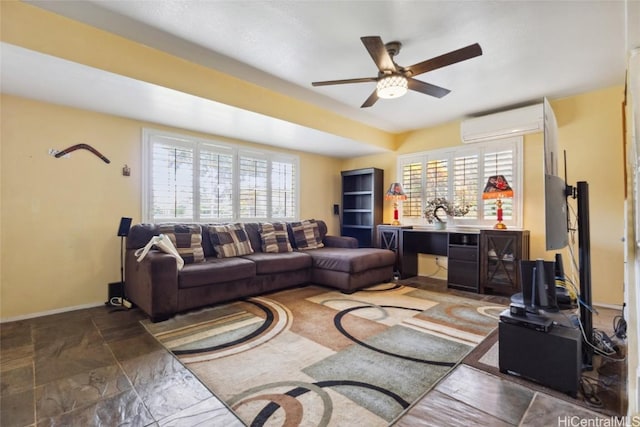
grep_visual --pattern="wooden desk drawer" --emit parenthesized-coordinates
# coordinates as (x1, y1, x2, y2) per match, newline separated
(448, 245, 478, 262)
(448, 260, 478, 291)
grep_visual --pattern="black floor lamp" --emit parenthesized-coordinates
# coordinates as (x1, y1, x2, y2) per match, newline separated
(109, 217, 132, 306)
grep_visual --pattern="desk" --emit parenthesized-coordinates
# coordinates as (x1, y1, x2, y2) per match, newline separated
(377, 226, 530, 294)
(399, 229, 449, 278)
(377, 225, 480, 292)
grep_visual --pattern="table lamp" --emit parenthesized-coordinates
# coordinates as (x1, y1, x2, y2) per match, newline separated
(385, 182, 407, 225)
(482, 175, 513, 229)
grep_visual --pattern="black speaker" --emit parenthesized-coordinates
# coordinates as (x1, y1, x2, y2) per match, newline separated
(117, 217, 132, 237)
(108, 281, 124, 300)
(499, 315, 581, 397)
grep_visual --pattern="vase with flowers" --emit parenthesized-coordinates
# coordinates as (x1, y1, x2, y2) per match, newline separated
(424, 197, 471, 229)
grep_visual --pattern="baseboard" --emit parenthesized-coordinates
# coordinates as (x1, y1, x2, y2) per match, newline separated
(593, 302, 624, 311)
(0, 301, 105, 323)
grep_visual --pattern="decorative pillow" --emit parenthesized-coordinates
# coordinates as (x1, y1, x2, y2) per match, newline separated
(260, 222, 292, 253)
(208, 223, 254, 258)
(157, 224, 205, 264)
(290, 219, 324, 251)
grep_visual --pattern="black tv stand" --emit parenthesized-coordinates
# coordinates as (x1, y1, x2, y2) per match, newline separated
(499, 310, 581, 397)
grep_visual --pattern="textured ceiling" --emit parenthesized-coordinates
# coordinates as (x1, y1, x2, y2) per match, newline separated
(3, 0, 634, 157)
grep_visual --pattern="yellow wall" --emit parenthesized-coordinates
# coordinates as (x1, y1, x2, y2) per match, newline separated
(0, 95, 342, 320)
(342, 87, 626, 304)
(0, 1, 626, 317)
(0, 1, 394, 152)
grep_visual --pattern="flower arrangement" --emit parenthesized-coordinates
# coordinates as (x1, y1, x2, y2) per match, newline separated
(424, 197, 471, 224)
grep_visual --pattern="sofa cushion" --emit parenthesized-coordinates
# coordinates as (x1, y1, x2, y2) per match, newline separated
(306, 247, 395, 274)
(178, 257, 256, 288)
(289, 219, 324, 250)
(242, 223, 264, 254)
(208, 223, 254, 258)
(158, 224, 205, 264)
(260, 222, 293, 253)
(126, 223, 159, 249)
(241, 251, 312, 274)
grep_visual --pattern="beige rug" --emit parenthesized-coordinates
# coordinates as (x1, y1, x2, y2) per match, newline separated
(144, 283, 505, 426)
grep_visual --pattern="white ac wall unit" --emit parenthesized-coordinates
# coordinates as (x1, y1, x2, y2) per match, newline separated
(460, 103, 544, 144)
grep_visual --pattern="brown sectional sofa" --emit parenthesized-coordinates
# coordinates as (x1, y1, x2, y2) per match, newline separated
(125, 220, 395, 321)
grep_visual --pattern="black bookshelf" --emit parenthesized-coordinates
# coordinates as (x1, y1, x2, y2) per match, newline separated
(341, 168, 383, 247)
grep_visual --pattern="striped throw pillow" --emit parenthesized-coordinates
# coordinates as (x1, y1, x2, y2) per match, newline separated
(290, 219, 324, 250)
(260, 222, 292, 253)
(208, 223, 254, 258)
(157, 224, 205, 264)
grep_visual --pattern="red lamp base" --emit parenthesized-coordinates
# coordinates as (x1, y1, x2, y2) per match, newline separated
(392, 203, 401, 226)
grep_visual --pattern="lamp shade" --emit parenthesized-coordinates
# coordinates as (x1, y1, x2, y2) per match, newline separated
(385, 182, 407, 200)
(376, 75, 408, 99)
(482, 175, 513, 199)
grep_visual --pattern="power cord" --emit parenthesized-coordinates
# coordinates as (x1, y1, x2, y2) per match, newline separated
(579, 377, 603, 408)
(591, 328, 618, 356)
(423, 257, 447, 278)
(613, 303, 627, 340)
(435, 257, 448, 271)
(575, 314, 626, 362)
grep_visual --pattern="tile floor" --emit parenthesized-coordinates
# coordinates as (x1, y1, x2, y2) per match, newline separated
(0, 282, 626, 427)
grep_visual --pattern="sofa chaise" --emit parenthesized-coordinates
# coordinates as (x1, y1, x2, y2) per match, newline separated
(125, 219, 395, 321)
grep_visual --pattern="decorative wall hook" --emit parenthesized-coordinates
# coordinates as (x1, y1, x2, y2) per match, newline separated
(54, 143, 110, 164)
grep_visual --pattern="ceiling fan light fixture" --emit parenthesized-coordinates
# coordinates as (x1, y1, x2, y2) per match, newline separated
(376, 75, 408, 99)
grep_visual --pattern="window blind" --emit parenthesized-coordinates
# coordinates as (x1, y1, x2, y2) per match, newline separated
(401, 161, 423, 217)
(453, 154, 479, 219)
(426, 158, 448, 201)
(396, 137, 522, 227)
(199, 148, 233, 220)
(143, 129, 299, 222)
(271, 161, 296, 218)
(151, 142, 194, 220)
(239, 155, 268, 219)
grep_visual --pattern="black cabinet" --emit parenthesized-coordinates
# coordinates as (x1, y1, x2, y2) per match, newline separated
(377, 225, 413, 276)
(480, 230, 530, 295)
(447, 232, 480, 292)
(341, 168, 383, 247)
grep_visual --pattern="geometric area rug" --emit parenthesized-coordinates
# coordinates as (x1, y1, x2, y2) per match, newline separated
(143, 283, 505, 426)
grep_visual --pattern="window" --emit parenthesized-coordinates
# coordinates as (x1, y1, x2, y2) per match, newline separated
(397, 137, 522, 228)
(143, 129, 299, 222)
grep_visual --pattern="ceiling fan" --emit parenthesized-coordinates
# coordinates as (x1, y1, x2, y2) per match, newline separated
(311, 36, 482, 108)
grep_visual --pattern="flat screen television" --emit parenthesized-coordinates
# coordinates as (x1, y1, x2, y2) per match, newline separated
(543, 98, 569, 251)
(542, 98, 593, 368)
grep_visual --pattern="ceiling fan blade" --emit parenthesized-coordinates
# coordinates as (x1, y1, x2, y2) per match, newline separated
(361, 90, 379, 108)
(405, 43, 482, 77)
(407, 78, 451, 98)
(312, 77, 378, 86)
(361, 36, 397, 72)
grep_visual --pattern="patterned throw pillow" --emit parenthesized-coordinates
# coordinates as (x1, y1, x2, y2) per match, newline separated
(290, 219, 324, 250)
(208, 223, 254, 258)
(260, 222, 292, 253)
(157, 224, 205, 264)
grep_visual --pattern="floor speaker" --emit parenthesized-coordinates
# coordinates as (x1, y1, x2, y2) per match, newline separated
(108, 281, 124, 300)
(499, 313, 581, 397)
